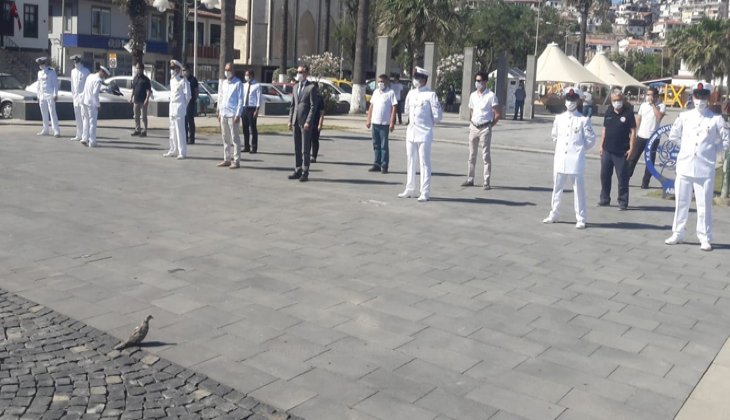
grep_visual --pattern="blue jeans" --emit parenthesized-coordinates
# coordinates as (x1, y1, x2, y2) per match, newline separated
(583, 105, 592, 118)
(372, 124, 390, 168)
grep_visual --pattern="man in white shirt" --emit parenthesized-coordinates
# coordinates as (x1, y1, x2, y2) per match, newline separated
(69, 55, 89, 141)
(397, 67, 442, 202)
(217, 62, 244, 169)
(165, 59, 191, 160)
(665, 82, 729, 251)
(366, 74, 397, 174)
(461, 71, 501, 189)
(241, 69, 261, 153)
(80, 66, 110, 148)
(628, 87, 666, 189)
(542, 87, 596, 229)
(35, 57, 60, 138)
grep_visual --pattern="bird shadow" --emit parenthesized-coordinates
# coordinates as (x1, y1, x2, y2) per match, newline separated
(589, 222, 671, 230)
(430, 197, 536, 206)
(137, 341, 176, 348)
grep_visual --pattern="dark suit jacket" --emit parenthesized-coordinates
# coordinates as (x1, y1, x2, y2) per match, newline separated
(289, 80, 320, 126)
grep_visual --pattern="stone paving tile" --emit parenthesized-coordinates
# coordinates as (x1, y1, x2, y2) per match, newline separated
(0, 289, 300, 420)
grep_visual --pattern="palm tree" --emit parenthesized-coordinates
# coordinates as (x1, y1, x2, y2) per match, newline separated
(323, 0, 331, 52)
(125, 0, 148, 65)
(667, 19, 729, 83)
(281, 0, 289, 75)
(563, 0, 610, 64)
(219, 0, 236, 79)
(350, 0, 370, 113)
(377, 0, 454, 73)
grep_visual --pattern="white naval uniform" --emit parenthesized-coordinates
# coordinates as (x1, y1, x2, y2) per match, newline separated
(81, 73, 104, 146)
(668, 108, 729, 242)
(168, 74, 191, 158)
(403, 86, 443, 198)
(36, 67, 60, 136)
(71, 65, 90, 140)
(547, 110, 596, 223)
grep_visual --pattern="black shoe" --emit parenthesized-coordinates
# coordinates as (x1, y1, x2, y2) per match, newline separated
(461, 180, 474, 187)
(242, 148, 251, 153)
(288, 170, 302, 180)
(139, 132, 147, 137)
(368, 165, 381, 172)
(250, 149, 256, 154)
(381, 167, 388, 174)
(299, 172, 309, 182)
(597, 202, 610, 207)
(131, 131, 140, 136)
(641, 184, 649, 189)
(311, 156, 317, 163)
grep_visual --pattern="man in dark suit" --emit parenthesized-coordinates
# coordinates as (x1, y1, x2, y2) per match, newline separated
(183, 64, 199, 144)
(287, 65, 320, 182)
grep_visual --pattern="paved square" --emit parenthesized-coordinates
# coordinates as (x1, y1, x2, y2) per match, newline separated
(1, 114, 729, 420)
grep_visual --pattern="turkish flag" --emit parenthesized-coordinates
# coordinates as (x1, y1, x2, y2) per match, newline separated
(10, 2, 21, 30)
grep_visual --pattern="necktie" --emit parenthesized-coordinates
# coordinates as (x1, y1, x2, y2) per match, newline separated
(298, 82, 304, 97)
(245, 82, 250, 107)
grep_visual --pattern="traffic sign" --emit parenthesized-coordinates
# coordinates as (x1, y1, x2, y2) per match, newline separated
(108, 52, 117, 69)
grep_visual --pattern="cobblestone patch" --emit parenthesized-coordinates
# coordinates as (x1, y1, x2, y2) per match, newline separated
(0, 289, 303, 420)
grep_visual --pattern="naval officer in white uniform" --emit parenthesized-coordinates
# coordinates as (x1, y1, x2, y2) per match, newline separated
(80, 66, 110, 148)
(69, 55, 89, 141)
(542, 87, 596, 229)
(665, 82, 729, 251)
(398, 67, 442, 202)
(164, 59, 191, 160)
(35, 57, 60, 137)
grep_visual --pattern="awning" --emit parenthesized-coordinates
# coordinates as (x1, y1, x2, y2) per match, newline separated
(536, 43, 607, 85)
(585, 52, 647, 88)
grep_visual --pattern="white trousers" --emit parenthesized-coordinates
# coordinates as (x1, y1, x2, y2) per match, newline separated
(81, 105, 98, 145)
(73, 104, 83, 139)
(168, 116, 187, 157)
(467, 125, 492, 184)
(672, 174, 714, 242)
(549, 173, 586, 223)
(405, 140, 432, 197)
(39, 98, 59, 135)
(221, 116, 241, 163)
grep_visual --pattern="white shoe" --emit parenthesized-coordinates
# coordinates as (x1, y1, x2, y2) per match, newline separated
(542, 216, 556, 224)
(69, 137, 80, 141)
(417, 195, 429, 202)
(53, 133, 61, 138)
(176, 155, 186, 160)
(664, 234, 683, 245)
(398, 190, 416, 198)
(36, 131, 48, 136)
(700, 241, 712, 251)
(575, 221, 586, 229)
(163, 152, 175, 157)
(88, 142, 97, 148)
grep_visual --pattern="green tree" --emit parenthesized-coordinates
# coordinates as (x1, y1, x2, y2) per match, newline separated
(467, 0, 535, 72)
(125, 0, 147, 65)
(667, 18, 730, 84)
(563, 0, 611, 64)
(350, 0, 370, 113)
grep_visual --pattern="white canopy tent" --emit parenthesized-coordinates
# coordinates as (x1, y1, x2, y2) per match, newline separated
(585, 52, 647, 89)
(536, 43, 607, 85)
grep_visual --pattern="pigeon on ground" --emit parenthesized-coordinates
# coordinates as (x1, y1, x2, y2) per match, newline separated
(114, 315, 153, 350)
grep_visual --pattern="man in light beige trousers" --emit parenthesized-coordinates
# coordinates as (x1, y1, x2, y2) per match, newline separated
(461, 71, 501, 190)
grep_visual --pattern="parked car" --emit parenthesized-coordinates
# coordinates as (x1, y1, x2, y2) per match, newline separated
(327, 78, 371, 103)
(272, 82, 295, 97)
(260, 83, 291, 103)
(26, 77, 125, 102)
(205, 79, 219, 94)
(0, 73, 37, 119)
(106, 76, 171, 101)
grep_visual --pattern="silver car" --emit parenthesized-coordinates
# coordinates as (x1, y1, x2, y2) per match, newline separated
(0, 73, 37, 119)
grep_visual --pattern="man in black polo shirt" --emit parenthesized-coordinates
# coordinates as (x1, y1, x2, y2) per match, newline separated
(183, 64, 199, 144)
(599, 89, 636, 210)
(130, 63, 152, 137)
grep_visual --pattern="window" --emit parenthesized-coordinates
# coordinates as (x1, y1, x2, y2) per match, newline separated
(91, 7, 110, 36)
(210, 24, 220, 46)
(150, 14, 165, 41)
(23, 4, 38, 38)
(64, 3, 73, 32)
(185, 21, 204, 45)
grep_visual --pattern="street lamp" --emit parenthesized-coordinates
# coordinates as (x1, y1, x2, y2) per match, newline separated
(534, 0, 542, 56)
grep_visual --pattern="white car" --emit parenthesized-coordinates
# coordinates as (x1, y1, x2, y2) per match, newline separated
(0, 73, 36, 119)
(106, 76, 170, 102)
(312, 78, 352, 105)
(25, 77, 126, 103)
(260, 83, 291, 103)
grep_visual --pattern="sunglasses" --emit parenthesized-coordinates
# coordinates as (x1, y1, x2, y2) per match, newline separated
(297, 70, 305, 74)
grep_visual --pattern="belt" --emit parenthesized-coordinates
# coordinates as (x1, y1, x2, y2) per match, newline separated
(471, 121, 493, 130)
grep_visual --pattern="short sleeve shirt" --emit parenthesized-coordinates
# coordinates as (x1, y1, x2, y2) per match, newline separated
(636, 101, 666, 139)
(131, 75, 152, 104)
(370, 88, 398, 125)
(469, 89, 499, 125)
(603, 105, 636, 153)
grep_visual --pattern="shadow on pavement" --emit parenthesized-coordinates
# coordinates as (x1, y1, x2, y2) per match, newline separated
(430, 197, 536, 206)
(243, 165, 295, 172)
(98, 144, 165, 151)
(632, 205, 678, 213)
(492, 185, 553, 192)
(137, 341, 176, 348)
(313, 178, 401, 185)
(590, 222, 670, 230)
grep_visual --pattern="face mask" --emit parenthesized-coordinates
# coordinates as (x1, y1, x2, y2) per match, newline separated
(224, 71, 232, 79)
(475, 81, 485, 90)
(377, 82, 385, 91)
(39, 65, 45, 70)
(183, 72, 189, 78)
(696, 99, 709, 111)
(170, 69, 178, 78)
(412, 79, 420, 88)
(295, 73, 305, 82)
(74, 62, 81, 69)
(612, 101, 623, 110)
(244, 75, 251, 82)
(645, 96, 653, 103)
(566, 101, 577, 111)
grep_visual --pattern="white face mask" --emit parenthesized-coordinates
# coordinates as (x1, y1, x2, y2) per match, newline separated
(377, 82, 385, 91)
(39, 65, 45, 70)
(412, 79, 420, 89)
(170, 69, 178, 78)
(696, 99, 709, 111)
(475, 81, 485, 90)
(295, 73, 305, 82)
(566, 101, 578, 111)
(244, 75, 250, 82)
(224, 71, 232, 79)
(645, 95, 654, 103)
(612, 100, 623, 110)
(74, 62, 81, 69)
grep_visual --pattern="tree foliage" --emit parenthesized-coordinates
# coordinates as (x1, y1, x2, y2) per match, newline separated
(667, 18, 730, 86)
(562, 0, 611, 63)
(299, 52, 343, 78)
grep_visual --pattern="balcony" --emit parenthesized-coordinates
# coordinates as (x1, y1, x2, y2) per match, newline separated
(185, 44, 240, 60)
